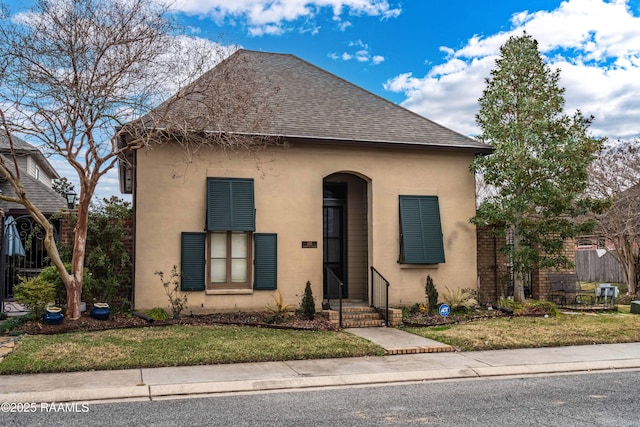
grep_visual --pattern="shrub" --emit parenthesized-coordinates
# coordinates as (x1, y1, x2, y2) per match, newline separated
(497, 297, 522, 310)
(516, 300, 559, 317)
(58, 197, 132, 306)
(155, 266, 188, 318)
(440, 287, 478, 312)
(13, 277, 56, 319)
(425, 275, 439, 314)
(38, 264, 93, 306)
(300, 281, 316, 320)
(146, 307, 169, 320)
(0, 315, 32, 333)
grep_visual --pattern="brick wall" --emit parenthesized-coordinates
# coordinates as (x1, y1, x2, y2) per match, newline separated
(477, 226, 576, 303)
(60, 210, 134, 263)
(476, 226, 510, 303)
(531, 237, 576, 300)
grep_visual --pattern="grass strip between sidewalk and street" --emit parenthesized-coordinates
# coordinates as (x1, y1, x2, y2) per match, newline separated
(403, 312, 640, 351)
(0, 325, 384, 375)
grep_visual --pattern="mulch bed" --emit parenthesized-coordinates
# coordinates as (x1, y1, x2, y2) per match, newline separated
(402, 308, 509, 327)
(10, 311, 338, 335)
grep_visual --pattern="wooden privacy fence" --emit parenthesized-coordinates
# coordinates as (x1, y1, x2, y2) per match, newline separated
(575, 249, 626, 283)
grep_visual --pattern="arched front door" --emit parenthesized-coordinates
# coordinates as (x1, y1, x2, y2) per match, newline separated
(323, 182, 347, 299)
(323, 174, 369, 302)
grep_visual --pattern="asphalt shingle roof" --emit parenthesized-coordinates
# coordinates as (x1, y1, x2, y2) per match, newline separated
(143, 50, 492, 153)
(0, 169, 67, 214)
(0, 133, 66, 214)
(0, 132, 60, 179)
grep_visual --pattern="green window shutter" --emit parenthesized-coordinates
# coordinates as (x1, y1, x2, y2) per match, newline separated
(181, 232, 206, 291)
(207, 178, 255, 231)
(399, 196, 445, 264)
(254, 233, 277, 290)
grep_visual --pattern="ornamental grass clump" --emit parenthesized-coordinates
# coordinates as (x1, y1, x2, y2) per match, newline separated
(265, 290, 296, 323)
(146, 307, 170, 320)
(440, 287, 478, 312)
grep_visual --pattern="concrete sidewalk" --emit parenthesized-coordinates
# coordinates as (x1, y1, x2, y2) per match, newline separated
(2, 329, 640, 403)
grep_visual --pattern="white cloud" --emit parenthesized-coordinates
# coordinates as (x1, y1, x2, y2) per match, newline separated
(385, 0, 640, 140)
(329, 39, 384, 65)
(174, 0, 401, 36)
(339, 21, 352, 31)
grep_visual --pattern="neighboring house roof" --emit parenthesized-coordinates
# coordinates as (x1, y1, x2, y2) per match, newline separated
(0, 132, 61, 180)
(134, 50, 492, 153)
(0, 134, 67, 214)
(0, 167, 67, 214)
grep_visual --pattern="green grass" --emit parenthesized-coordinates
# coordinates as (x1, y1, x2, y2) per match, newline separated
(0, 325, 383, 374)
(403, 311, 640, 351)
(4, 308, 640, 375)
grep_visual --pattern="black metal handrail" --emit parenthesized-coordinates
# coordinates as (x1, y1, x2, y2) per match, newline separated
(370, 266, 389, 326)
(325, 267, 344, 328)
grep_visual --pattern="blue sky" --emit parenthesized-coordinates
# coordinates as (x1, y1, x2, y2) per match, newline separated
(9, 0, 640, 198)
(171, 0, 640, 141)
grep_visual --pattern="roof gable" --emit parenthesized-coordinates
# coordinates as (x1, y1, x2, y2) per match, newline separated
(0, 132, 61, 179)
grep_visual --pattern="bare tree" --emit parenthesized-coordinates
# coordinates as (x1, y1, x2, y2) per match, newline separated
(588, 141, 640, 295)
(0, 0, 278, 319)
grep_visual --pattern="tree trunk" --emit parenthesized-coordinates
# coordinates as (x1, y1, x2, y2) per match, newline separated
(619, 236, 639, 297)
(65, 183, 92, 320)
(513, 272, 526, 302)
(512, 228, 526, 302)
(627, 255, 638, 296)
(65, 277, 83, 320)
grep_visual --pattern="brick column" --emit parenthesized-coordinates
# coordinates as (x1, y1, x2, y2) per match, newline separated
(476, 226, 509, 304)
(533, 237, 577, 300)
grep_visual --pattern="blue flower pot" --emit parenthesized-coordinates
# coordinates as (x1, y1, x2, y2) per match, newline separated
(90, 303, 110, 320)
(42, 308, 64, 325)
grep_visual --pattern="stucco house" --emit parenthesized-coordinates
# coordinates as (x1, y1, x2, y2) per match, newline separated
(119, 50, 492, 316)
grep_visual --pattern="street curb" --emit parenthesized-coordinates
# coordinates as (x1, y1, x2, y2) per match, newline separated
(148, 368, 479, 398)
(471, 359, 640, 377)
(147, 360, 640, 398)
(3, 360, 640, 403)
(1, 385, 149, 404)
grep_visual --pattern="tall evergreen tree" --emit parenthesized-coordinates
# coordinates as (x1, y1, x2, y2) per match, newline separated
(471, 33, 604, 302)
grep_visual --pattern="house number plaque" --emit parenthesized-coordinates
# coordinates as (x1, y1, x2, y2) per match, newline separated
(301, 241, 318, 248)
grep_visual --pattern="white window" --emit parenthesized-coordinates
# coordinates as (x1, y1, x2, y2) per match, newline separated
(209, 231, 251, 289)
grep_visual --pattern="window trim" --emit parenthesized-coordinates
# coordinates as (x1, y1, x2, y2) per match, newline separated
(207, 231, 253, 290)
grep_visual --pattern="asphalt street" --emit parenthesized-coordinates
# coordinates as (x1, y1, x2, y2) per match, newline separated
(2, 370, 638, 426)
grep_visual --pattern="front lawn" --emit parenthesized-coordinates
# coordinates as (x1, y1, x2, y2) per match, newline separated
(0, 325, 384, 374)
(403, 311, 640, 351)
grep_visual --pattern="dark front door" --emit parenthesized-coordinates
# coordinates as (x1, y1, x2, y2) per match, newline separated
(323, 183, 347, 299)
